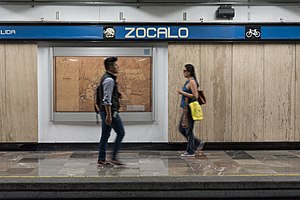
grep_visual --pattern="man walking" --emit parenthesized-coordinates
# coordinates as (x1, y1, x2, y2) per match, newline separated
(97, 57, 125, 165)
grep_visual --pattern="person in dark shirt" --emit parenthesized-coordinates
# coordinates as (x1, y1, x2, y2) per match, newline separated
(98, 57, 125, 165)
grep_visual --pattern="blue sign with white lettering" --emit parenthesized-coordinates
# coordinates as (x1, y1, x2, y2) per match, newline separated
(114, 25, 245, 40)
(1, 24, 300, 41)
(0, 25, 245, 40)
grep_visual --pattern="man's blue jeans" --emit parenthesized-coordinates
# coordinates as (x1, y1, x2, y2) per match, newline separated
(98, 111, 125, 161)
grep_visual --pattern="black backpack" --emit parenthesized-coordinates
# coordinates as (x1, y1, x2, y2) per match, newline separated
(94, 74, 110, 114)
(94, 73, 121, 115)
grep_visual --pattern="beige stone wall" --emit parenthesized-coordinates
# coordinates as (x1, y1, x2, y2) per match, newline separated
(0, 44, 38, 142)
(169, 43, 299, 142)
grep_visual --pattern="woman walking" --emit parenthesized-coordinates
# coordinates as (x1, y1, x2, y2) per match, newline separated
(177, 64, 205, 157)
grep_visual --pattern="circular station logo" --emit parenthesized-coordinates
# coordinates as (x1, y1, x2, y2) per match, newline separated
(103, 27, 115, 39)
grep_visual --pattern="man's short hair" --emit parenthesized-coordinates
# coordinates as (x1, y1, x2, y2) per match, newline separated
(104, 57, 118, 70)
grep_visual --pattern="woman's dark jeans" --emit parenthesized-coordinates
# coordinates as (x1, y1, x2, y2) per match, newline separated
(179, 107, 199, 154)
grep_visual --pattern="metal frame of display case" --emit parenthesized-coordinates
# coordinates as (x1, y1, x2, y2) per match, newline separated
(50, 47, 155, 122)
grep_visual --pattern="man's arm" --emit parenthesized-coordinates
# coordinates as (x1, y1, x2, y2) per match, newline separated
(102, 77, 114, 125)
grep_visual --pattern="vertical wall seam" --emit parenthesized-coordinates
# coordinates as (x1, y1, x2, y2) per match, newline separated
(4, 43, 7, 125)
(287, 43, 293, 141)
(231, 43, 233, 142)
(294, 43, 297, 141)
(198, 43, 202, 139)
(4, 43, 7, 140)
(262, 43, 266, 141)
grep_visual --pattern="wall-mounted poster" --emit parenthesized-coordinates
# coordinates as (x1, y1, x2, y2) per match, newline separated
(55, 56, 152, 112)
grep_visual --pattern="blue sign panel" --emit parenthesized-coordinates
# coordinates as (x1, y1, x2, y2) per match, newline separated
(1, 24, 300, 41)
(262, 26, 300, 40)
(113, 25, 245, 40)
(0, 26, 103, 39)
(0, 25, 245, 40)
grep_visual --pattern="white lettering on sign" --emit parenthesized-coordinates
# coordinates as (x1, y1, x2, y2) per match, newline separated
(136, 27, 146, 38)
(147, 27, 156, 38)
(0, 30, 16, 35)
(125, 27, 135, 38)
(178, 27, 189, 38)
(125, 27, 189, 39)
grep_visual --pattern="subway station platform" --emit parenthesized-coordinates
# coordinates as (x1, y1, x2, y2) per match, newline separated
(0, 149, 300, 199)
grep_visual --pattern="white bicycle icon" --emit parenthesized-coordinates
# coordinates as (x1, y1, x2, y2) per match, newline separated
(246, 29, 261, 38)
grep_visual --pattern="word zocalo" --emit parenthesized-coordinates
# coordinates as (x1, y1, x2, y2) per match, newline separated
(125, 27, 189, 39)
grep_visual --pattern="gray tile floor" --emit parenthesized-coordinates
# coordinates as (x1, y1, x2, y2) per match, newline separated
(0, 150, 300, 177)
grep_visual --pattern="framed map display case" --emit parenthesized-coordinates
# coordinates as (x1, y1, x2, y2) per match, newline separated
(51, 47, 154, 122)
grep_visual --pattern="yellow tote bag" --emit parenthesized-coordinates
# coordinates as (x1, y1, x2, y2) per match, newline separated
(189, 101, 203, 121)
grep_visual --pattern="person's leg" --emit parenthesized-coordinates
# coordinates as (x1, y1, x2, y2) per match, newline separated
(179, 108, 200, 156)
(189, 108, 205, 151)
(186, 112, 196, 154)
(186, 132, 195, 154)
(98, 112, 112, 162)
(111, 113, 125, 161)
(179, 115, 188, 139)
(185, 118, 205, 153)
(197, 140, 206, 151)
(179, 119, 196, 156)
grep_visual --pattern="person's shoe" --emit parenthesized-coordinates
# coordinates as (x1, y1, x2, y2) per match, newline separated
(111, 159, 124, 165)
(197, 141, 206, 151)
(181, 152, 195, 157)
(97, 159, 111, 165)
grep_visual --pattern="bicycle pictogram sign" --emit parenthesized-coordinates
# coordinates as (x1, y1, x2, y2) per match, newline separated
(246, 28, 261, 38)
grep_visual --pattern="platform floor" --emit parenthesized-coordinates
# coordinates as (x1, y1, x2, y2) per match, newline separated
(0, 150, 300, 177)
(0, 150, 300, 199)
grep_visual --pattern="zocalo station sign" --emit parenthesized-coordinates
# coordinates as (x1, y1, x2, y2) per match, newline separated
(1, 24, 300, 41)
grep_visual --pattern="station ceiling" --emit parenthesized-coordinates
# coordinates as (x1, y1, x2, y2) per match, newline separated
(0, 0, 300, 6)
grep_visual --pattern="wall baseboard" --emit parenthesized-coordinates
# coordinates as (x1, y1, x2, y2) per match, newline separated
(0, 142, 299, 151)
